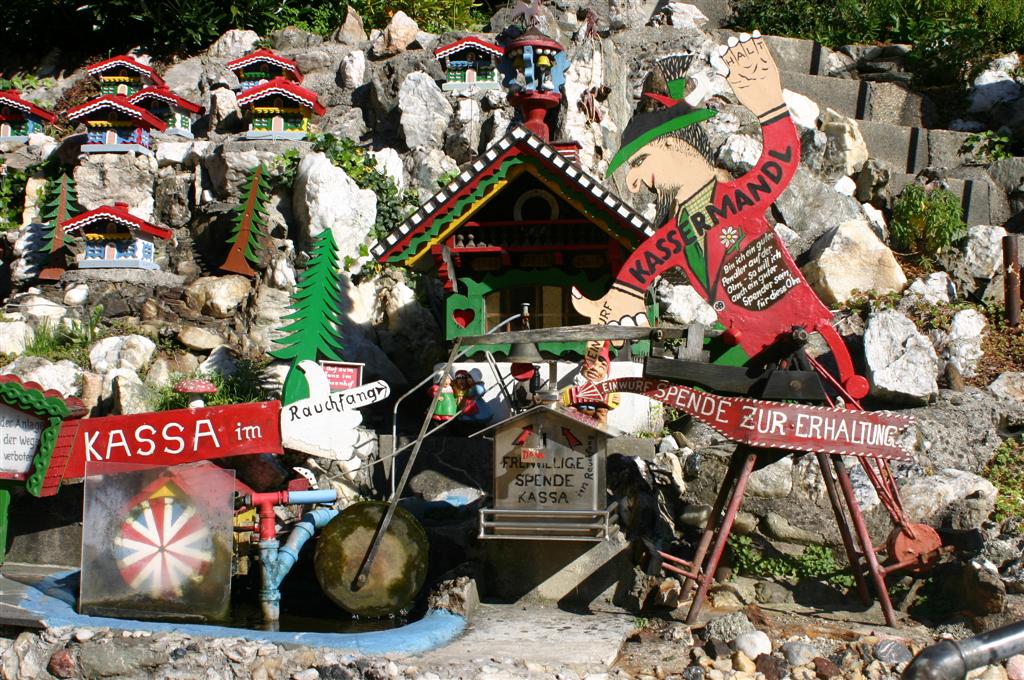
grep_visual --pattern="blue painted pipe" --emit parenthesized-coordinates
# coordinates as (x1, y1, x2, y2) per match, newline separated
(287, 490, 337, 505)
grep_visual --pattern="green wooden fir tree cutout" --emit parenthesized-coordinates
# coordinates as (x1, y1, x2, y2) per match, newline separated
(38, 174, 82, 281)
(271, 228, 346, 404)
(221, 164, 270, 277)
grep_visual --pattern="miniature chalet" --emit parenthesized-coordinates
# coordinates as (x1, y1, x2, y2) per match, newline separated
(227, 50, 303, 91)
(236, 78, 324, 141)
(60, 202, 172, 271)
(86, 55, 165, 96)
(0, 90, 55, 142)
(128, 87, 201, 138)
(434, 37, 504, 91)
(66, 96, 167, 155)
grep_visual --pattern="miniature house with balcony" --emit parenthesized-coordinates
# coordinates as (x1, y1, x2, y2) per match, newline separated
(0, 90, 56, 142)
(236, 78, 325, 141)
(128, 87, 201, 138)
(61, 202, 172, 270)
(86, 55, 165, 96)
(227, 50, 303, 91)
(66, 96, 168, 155)
(434, 37, 504, 91)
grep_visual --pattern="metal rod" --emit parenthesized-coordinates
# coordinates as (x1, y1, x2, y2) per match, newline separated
(458, 325, 686, 345)
(685, 449, 758, 624)
(816, 452, 871, 605)
(832, 456, 897, 627)
(352, 338, 464, 591)
(1005, 234, 1020, 326)
(904, 619, 1024, 680)
(680, 453, 744, 601)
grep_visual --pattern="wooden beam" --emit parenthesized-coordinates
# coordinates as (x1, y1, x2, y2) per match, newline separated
(459, 325, 688, 345)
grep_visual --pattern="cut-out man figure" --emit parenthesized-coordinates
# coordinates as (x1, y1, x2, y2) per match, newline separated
(572, 32, 866, 397)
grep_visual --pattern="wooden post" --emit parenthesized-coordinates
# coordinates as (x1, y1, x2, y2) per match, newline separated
(0, 483, 10, 566)
(1005, 234, 1020, 327)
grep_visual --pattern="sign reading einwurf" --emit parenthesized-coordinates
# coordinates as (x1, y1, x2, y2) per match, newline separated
(565, 378, 914, 460)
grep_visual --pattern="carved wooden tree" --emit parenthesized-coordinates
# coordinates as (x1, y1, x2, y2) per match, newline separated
(38, 174, 82, 281)
(221, 164, 270, 277)
(271, 229, 346, 404)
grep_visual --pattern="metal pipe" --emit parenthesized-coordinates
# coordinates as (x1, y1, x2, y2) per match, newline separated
(1005, 234, 1020, 327)
(904, 620, 1024, 680)
(286, 490, 337, 505)
(258, 506, 339, 624)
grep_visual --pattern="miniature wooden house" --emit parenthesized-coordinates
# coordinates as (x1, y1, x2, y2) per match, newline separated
(66, 96, 168, 155)
(0, 90, 56, 142)
(477, 403, 614, 540)
(60, 203, 172, 270)
(128, 87, 201, 138)
(86, 55, 165, 96)
(434, 37, 503, 91)
(236, 78, 325, 141)
(227, 50, 302, 91)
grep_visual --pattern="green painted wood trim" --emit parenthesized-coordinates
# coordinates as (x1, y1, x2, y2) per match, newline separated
(0, 483, 10, 566)
(0, 380, 71, 497)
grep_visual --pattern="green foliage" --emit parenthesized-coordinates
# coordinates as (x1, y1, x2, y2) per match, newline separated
(727, 535, 857, 589)
(890, 183, 966, 265)
(730, 0, 1024, 86)
(153, 359, 272, 410)
(984, 438, 1024, 521)
(228, 164, 271, 265)
(23, 306, 108, 366)
(0, 168, 28, 231)
(272, 148, 303, 189)
(961, 130, 1014, 163)
(0, 75, 56, 92)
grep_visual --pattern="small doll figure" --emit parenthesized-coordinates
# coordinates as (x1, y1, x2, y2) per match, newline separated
(573, 341, 619, 426)
(430, 373, 459, 422)
(452, 369, 492, 425)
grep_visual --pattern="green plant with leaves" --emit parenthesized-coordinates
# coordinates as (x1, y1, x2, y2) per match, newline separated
(222, 164, 270, 277)
(961, 130, 1014, 163)
(270, 228, 346, 403)
(22, 307, 110, 366)
(984, 438, 1024, 521)
(0, 75, 56, 92)
(0, 167, 28, 231)
(153, 359, 272, 410)
(727, 535, 856, 590)
(890, 183, 966, 266)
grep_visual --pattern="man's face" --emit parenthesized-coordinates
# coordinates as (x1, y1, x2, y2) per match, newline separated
(582, 355, 609, 383)
(625, 136, 714, 199)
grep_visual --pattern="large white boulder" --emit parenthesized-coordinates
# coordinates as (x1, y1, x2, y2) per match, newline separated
(0, 322, 33, 355)
(656, 281, 717, 326)
(184, 275, 251, 318)
(89, 335, 157, 374)
(864, 309, 939, 404)
(292, 152, 377, 263)
(370, 11, 420, 57)
(207, 29, 260, 59)
(801, 219, 907, 305)
(1, 356, 83, 397)
(822, 108, 869, 175)
(900, 469, 996, 526)
(940, 309, 986, 378)
(74, 154, 158, 221)
(399, 71, 453, 150)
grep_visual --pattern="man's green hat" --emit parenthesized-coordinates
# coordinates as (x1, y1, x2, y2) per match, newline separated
(606, 55, 716, 176)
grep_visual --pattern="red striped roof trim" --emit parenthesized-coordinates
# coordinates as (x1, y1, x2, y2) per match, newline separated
(65, 95, 169, 131)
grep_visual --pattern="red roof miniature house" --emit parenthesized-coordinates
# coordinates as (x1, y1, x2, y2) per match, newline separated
(60, 202, 172, 271)
(227, 49, 303, 91)
(86, 55, 165, 96)
(66, 95, 168, 155)
(236, 78, 325, 141)
(434, 37, 504, 91)
(0, 90, 56, 142)
(128, 87, 202, 139)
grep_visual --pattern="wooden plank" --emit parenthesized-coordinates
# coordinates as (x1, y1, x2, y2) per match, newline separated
(459, 325, 688, 345)
(645, 357, 760, 395)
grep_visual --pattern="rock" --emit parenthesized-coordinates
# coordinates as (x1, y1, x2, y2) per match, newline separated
(733, 631, 771, 660)
(156, 141, 199, 168)
(754, 581, 793, 604)
(333, 7, 368, 44)
(864, 309, 939, 404)
(747, 457, 793, 497)
(209, 87, 242, 133)
(704, 612, 754, 643)
(813, 657, 841, 678)
(112, 372, 153, 415)
(975, 665, 1010, 680)
(964, 559, 1007, 615)
(783, 89, 820, 131)
(943, 225, 1008, 296)
(908, 272, 956, 304)
(941, 309, 986, 377)
(782, 641, 818, 667)
(184, 275, 251, 318)
(656, 281, 717, 326)
(900, 468, 996, 527)
(717, 134, 762, 174)
(873, 639, 913, 665)
(764, 513, 824, 543)
(1005, 654, 1024, 680)
(371, 11, 420, 58)
(177, 326, 224, 351)
(271, 26, 322, 50)
(969, 54, 1022, 113)
(204, 139, 296, 198)
(991, 373, 1024, 402)
(74, 153, 158, 221)
(862, 202, 888, 240)
(375, 277, 445, 380)
(89, 335, 156, 373)
(78, 637, 166, 677)
(368, 147, 405, 192)
(292, 152, 377, 261)
(802, 220, 906, 305)
(146, 354, 200, 387)
(20, 294, 67, 325)
(427, 575, 480, 618)
(755, 655, 787, 680)
(340, 50, 367, 88)
(0, 321, 33, 354)
(63, 283, 89, 306)
(405, 147, 458, 202)
(822, 108, 869, 175)
(161, 57, 205, 106)
(775, 168, 865, 256)
(46, 648, 76, 679)
(199, 345, 238, 377)
(292, 669, 320, 680)
(833, 176, 856, 196)
(732, 651, 756, 673)
(1, 356, 83, 397)
(208, 29, 260, 59)
(445, 98, 484, 163)
(399, 71, 453, 150)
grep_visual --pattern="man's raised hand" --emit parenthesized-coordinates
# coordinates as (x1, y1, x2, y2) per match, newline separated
(711, 31, 784, 118)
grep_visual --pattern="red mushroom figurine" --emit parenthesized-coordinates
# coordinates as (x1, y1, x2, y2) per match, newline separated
(174, 378, 218, 408)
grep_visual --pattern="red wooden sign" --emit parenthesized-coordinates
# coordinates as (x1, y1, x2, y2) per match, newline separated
(566, 378, 914, 460)
(319, 361, 364, 392)
(61, 401, 283, 478)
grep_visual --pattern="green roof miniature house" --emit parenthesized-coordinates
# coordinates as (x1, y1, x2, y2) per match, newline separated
(66, 95, 168, 156)
(60, 203, 172, 270)
(434, 37, 504, 91)
(0, 90, 56, 142)
(227, 50, 302, 91)
(128, 87, 201, 138)
(86, 55, 165, 96)
(237, 78, 325, 141)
